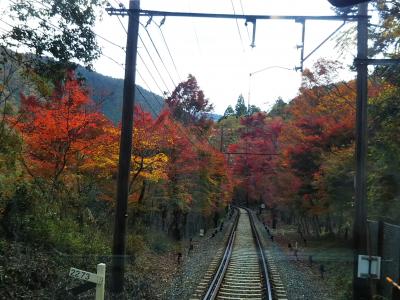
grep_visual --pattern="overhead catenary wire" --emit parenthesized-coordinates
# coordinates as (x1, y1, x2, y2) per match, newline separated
(229, 0, 246, 51)
(238, 0, 251, 42)
(186, 0, 202, 55)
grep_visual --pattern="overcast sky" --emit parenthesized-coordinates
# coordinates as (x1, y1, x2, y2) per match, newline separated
(1, 0, 358, 115)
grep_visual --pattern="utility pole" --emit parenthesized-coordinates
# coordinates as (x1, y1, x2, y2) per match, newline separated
(110, 0, 140, 295)
(353, 2, 369, 299)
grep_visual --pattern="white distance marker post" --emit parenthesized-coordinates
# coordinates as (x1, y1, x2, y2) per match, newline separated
(69, 263, 106, 300)
(96, 263, 106, 300)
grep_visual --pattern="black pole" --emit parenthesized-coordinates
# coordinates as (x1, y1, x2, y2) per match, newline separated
(353, 2, 370, 299)
(111, 0, 140, 295)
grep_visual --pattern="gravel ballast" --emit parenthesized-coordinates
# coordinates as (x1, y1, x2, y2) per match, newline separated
(163, 211, 237, 300)
(251, 210, 337, 300)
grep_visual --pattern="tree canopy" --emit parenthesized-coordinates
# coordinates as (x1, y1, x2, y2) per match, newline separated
(4, 0, 103, 69)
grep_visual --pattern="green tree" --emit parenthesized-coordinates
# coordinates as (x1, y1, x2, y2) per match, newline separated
(248, 104, 261, 115)
(335, 1, 400, 58)
(370, 0, 400, 57)
(2, 0, 104, 73)
(368, 85, 400, 223)
(235, 94, 247, 117)
(223, 105, 235, 117)
(268, 97, 288, 118)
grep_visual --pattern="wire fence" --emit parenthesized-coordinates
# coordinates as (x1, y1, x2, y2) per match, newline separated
(368, 220, 400, 299)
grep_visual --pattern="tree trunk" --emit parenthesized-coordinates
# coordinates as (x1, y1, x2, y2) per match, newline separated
(137, 180, 146, 204)
(170, 207, 182, 241)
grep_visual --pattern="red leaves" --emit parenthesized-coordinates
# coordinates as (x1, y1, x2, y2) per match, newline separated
(15, 71, 109, 181)
(165, 74, 213, 134)
(12, 71, 233, 215)
(228, 113, 280, 202)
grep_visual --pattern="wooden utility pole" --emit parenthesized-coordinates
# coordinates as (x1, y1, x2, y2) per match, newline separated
(353, 2, 370, 299)
(110, 0, 140, 295)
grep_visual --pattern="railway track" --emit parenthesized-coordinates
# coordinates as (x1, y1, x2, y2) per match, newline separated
(196, 207, 274, 300)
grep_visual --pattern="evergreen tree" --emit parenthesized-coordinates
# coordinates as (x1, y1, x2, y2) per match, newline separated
(223, 105, 235, 117)
(248, 105, 261, 115)
(268, 97, 288, 118)
(235, 94, 247, 117)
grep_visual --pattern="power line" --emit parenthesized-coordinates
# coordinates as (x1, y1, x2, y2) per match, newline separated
(0, 19, 13, 29)
(186, 0, 202, 55)
(134, 59, 215, 152)
(157, 19, 182, 83)
(107, 3, 169, 99)
(140, 22, 177, 87)
(138, 34, 171, 94)
(101, 52, 125, 69)
(107, 2, 174, 97)
(109, 0, 129, 34)
(137, 51, 165, 96)
(135, 85, 161, 117)
(238, 0, 251, 42)
(136, 69, 165, 104)
(133, 75, 202, 150)
(116, 16, 128, 34)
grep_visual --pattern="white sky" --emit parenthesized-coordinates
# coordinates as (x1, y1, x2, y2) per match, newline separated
(1, 0, 358, 115)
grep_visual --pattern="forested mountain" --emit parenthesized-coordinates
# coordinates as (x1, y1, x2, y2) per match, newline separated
(1, 55, 164, 124)
(2, 1, 400, 299)
(77, 67, 164, 123)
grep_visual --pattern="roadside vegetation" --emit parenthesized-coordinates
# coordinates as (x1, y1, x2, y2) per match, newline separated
(0, 0, 399, 298)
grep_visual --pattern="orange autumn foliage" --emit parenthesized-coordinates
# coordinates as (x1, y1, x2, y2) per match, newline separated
(14, 71, 110, 182)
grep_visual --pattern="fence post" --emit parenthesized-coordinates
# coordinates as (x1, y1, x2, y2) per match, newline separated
(377, 221, 384, 296)
(96, 263, 106, 300)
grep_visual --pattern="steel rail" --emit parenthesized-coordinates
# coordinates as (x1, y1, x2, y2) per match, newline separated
(203, 207, 273, 300)
(245, 207, 273, 300)
(203, 208, 239, 300)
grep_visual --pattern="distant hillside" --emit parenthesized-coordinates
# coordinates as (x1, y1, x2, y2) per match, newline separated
(207, 113, 222, 122)
(77, 67, 164, 123)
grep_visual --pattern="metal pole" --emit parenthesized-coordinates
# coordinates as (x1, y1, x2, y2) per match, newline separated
(111, 0, 140, 295)
(299, 20, 305, 72)
(353, 2, 369, 299)
(105, 8, 363, 22)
